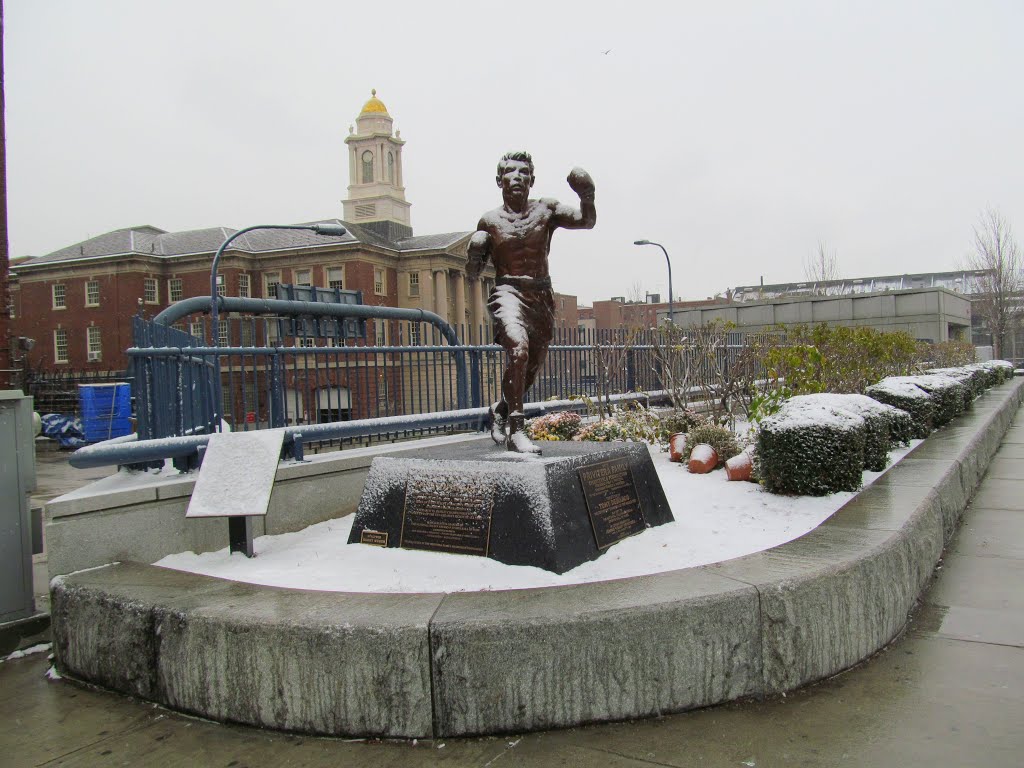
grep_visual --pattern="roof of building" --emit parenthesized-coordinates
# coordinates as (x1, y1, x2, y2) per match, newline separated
(14, 218, 470, 270)
(729, 270, 990, 301)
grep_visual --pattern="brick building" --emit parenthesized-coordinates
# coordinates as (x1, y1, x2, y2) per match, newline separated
(9, 92, 501, 377)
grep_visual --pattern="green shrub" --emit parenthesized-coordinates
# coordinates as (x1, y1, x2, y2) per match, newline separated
(574, 420, 624, 442)
(878, 404, 914, 447)
(786, 394, 896, 471)
(526, 411, 582, 441)
(929, 367, 985, 402)
(965, 363, 1000, 389)
(757, 402, 866, 495)
(767, 324, 923, 396)
(907, 374, 967, 426)
(926, 339, 976, 368)
(685, 423, 741, 467)
(865, 379, 935, 439)
(982, 360, 1015, 383)
(659, 407, 708, 437)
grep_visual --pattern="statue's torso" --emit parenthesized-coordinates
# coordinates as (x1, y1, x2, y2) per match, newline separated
(481, 199, 555, 279)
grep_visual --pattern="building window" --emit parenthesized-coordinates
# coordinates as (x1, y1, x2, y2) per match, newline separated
(297, 336, 317, 348)
(238, 274, 250, 298)
(240, 321, 254, 347)
(374, 268, 385, 296)
(264, 272, 281, 299)
(374, 318, 388, 345)
(294, 269, 312, 287)
(388, 151, 394, 182)
(361, 150, 374, 183)
(168, 278, 183, 303)
(408, 322, 420, 346)
(87, 326, 102, 361)
(327, 266, 344, 291)
(408, 271, 420, 297)
(85, 280, 100, 307)
(189, 321, 204, 340)
(54, 329, 69, 363)
(144, 278, 159, 304)
(52, 284, 66, 309)
(216, 274, 226, 297)
(217, 319, 229, 346)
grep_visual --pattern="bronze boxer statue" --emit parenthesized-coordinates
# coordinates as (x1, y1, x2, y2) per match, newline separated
(467, 151, 596, 453)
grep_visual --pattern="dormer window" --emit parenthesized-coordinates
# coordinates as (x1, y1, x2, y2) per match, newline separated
(362, 150, 374, 183)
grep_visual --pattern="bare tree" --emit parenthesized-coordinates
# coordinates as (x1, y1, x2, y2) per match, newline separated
(965, 208, 1023, 359)
(803, 240, 840, 293)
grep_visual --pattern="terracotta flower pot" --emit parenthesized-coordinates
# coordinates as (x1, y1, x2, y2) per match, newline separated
(725, 450, 753, 481)
(688, 443, 718, 474)
(668, 432, 687, 462)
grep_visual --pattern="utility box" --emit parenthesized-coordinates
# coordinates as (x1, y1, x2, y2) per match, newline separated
(0, 391, 37, 622)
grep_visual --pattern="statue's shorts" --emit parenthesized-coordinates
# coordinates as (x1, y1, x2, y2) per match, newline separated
(488, 276, 555, 353)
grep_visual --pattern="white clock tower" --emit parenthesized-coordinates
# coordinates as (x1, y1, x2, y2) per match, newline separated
(342, 90, 412, 240)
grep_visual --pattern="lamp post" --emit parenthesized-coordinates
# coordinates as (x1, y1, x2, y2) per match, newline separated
(633, 240, 673, 325)
(208, 222, 347, 430)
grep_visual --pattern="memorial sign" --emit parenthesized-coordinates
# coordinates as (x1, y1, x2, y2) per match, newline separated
(578, 458, 647, 549)
(359, 530, 388, 547)
(399, 474, 494, 556)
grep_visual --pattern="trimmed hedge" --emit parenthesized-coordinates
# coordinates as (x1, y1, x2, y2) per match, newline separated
(878, 403, 915, 447)
(758, 402, 866, 495)
(787, 394, 896, 471)
(930, 367, 985, 403)
(905, 374, 968, 426)
(865, 379, 935, 439)
(982, 359, 1015, 383)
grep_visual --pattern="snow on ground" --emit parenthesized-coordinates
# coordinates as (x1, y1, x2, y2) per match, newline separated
(156, 440, 920, 593)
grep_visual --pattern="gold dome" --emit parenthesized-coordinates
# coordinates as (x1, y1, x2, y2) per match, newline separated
(360, 89, 389, 116)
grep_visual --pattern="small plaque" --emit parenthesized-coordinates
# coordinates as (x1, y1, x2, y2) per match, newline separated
(359, 529, 388, 547)
(400, 474, 494, 556)
(578, 458, 647, 549)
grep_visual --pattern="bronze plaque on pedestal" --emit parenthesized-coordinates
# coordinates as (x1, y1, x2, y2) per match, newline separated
(399, 474, 494, 556)
(578, 458, 647, 549)
(359, 529, 388, 547)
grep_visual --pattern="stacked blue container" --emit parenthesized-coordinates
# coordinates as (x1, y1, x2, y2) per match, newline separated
(78, 383, 132, 442)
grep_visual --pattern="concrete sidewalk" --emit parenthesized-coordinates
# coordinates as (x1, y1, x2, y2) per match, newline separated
(1, 420, 1021, 766)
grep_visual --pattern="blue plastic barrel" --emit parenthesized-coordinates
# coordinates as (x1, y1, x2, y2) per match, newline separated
(78, 383, 132, 442)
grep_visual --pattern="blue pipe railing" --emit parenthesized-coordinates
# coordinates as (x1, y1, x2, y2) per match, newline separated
(69, 391, 665, 469)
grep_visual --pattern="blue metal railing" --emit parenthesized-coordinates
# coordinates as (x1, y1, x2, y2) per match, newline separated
(74, 309, 772, 469)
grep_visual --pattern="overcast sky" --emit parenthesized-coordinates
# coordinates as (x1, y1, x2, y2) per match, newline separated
(5, 1, 1022, 304)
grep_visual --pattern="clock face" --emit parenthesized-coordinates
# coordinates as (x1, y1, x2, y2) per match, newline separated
(362, 151, 373, 162)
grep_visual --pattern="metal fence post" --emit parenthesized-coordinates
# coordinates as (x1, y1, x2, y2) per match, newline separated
(270, 354, 285, 428)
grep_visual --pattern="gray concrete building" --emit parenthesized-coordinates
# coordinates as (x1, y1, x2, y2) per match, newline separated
(664, 286, 972, 343)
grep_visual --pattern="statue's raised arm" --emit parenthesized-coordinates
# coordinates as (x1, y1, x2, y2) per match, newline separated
(551, 167, 597, 230)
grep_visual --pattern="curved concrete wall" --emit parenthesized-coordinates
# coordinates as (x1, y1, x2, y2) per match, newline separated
(51, 379, 1024, 738)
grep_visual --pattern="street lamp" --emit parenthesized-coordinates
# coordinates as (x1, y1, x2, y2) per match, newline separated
(633, 240, 673, 325)
(208, 222, 347, 430)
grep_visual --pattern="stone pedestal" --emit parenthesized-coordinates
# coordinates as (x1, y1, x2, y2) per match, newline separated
(347, 441, 674, 574)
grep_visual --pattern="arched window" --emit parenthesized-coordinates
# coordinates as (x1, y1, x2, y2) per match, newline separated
(361, 150, 374, 183)
(387, 151, 395, 182)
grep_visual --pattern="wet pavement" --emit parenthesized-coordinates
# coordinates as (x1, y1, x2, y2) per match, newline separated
(2, 422, 1022, 767)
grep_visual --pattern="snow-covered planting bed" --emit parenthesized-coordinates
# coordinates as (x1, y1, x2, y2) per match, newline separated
(156, 440, 918, 593)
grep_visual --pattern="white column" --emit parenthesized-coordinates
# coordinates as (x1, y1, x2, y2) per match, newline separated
(471, 279, 485, 343)
(434, 269, 449, 322)
(453, 272, 467, 334)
